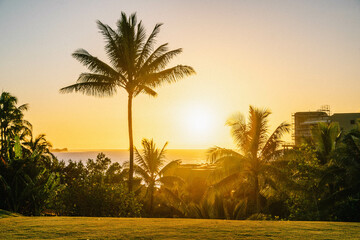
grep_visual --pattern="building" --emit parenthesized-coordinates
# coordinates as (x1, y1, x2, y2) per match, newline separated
(330, 113, 360, 132)
(293, 106, 360, 146)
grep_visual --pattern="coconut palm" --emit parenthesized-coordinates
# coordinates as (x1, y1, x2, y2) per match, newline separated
(134, 138, 182, 214)
(60, 12, 195, 192)
(208, 106, 290, 215)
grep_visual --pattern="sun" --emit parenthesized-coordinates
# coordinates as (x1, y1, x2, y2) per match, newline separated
(184, 105, 213, 135)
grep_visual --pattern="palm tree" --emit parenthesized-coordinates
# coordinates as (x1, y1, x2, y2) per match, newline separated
(310, 122, 341, 165)
(208, 106, 290, 215)
(22, 133, 56, 169)
(134, 138, 181, 215)
(60, 12, 195, 192)
(326, 127, 360, 203)
(0, 92, 31, 161)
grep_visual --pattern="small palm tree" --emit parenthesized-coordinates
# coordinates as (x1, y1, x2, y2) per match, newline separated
(60, 12, 195, 192)
(325, 127, 360, 202)
(310, 122, 341, 165)
(208, 106, 290, 215)
(0, 131, 59, 215)
(23, 133, 56, 168)
(134, 138, 181, 214)
(0, 92, 31, 161)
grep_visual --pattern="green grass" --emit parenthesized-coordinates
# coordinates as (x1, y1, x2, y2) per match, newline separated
(0, 209, 22, 218)
(1, 217, 360, 239)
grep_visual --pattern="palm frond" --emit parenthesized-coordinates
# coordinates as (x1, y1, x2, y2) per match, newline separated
(210, 172, 242, 193)
(207, 147, 243, 164)
(135, 147, 149, 172)
(134, 20, 146, 51)
(133, 85, 158, 97)
(159, 159, 181, 175)
(208, 155, 244, 183)
(159, 141, 168, 157)
(261, 122, 290, 160)
(226, 113, 247, 152)
(76, 72, 122, 85)
(72, 49, 118, 77)
(247, 106, 271, 158)
(134, 165, 151, 183)
(141, 48, 184, 73)
(18, 104, 29, 111)
(138, 43, 169, 70)
(96, 20, 124, 70)
(59, 82, 117, 97)
(137, 23, 163, 66)
(143, 65, 195, 87)
(311, 122, 340, 163)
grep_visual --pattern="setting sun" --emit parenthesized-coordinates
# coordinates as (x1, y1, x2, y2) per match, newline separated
(184, 105, 213, 134)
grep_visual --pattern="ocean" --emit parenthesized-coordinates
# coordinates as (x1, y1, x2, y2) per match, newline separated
(53, 149, 208, 165)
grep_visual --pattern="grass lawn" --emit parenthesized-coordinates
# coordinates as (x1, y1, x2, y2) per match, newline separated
(0, 209, 22, 218)
(1, 216, 360, 239)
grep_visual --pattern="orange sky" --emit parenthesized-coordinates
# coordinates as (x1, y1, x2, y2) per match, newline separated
(1, 0, 360, 149)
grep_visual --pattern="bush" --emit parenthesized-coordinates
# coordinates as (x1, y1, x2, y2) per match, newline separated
(52, 154, 142, 217)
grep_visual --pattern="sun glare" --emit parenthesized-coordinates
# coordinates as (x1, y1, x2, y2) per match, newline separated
(184, 105, 213, 135)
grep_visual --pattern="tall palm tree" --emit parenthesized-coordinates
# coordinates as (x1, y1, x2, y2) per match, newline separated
(208, 106, 290, 214)
(134, 138, 181, 214)
(60, 12, 195, 191)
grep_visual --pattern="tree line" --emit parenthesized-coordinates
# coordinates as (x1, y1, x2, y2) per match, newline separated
(0, 92, 359, 221)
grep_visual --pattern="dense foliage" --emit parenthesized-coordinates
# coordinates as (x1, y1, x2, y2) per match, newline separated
(1, 92, 360, 221)
(52, 153, 141, 217)
(151, 107, 360, 221)
(0, 92, 141, 217)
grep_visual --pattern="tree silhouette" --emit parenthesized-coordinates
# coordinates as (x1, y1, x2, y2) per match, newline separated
(60, 12, 195, 191)
(208, 106, 290, 215)
(135, 138, 181, 214)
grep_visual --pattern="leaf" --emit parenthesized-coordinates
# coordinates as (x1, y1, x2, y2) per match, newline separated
(14, 135, 22, 159)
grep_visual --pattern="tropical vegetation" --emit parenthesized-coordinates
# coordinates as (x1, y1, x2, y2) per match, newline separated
(1, 91, 360, 221)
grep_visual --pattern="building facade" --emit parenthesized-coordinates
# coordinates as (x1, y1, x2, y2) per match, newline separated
(293, 106, 360, 146)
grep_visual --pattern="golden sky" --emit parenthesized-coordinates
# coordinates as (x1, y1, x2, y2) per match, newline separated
(1, 0, 360, 149)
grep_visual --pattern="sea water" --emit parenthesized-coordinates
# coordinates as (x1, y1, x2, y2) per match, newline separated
(53, 149, 208, 165)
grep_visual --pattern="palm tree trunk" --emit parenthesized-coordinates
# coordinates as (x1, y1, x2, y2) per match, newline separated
(149, 183, 154, 215)
(1, 127, 7, 160)
(254, 176, 260, 213)
(0, 126, 3, 158)
(128, 94, 134, 192)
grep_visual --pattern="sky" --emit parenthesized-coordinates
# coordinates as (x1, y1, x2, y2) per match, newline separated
(0, 0, 360, 150)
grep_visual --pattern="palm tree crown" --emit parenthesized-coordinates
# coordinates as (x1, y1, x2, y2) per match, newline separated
(60, 12, 195, 191)
(310, 122, 341, 165)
